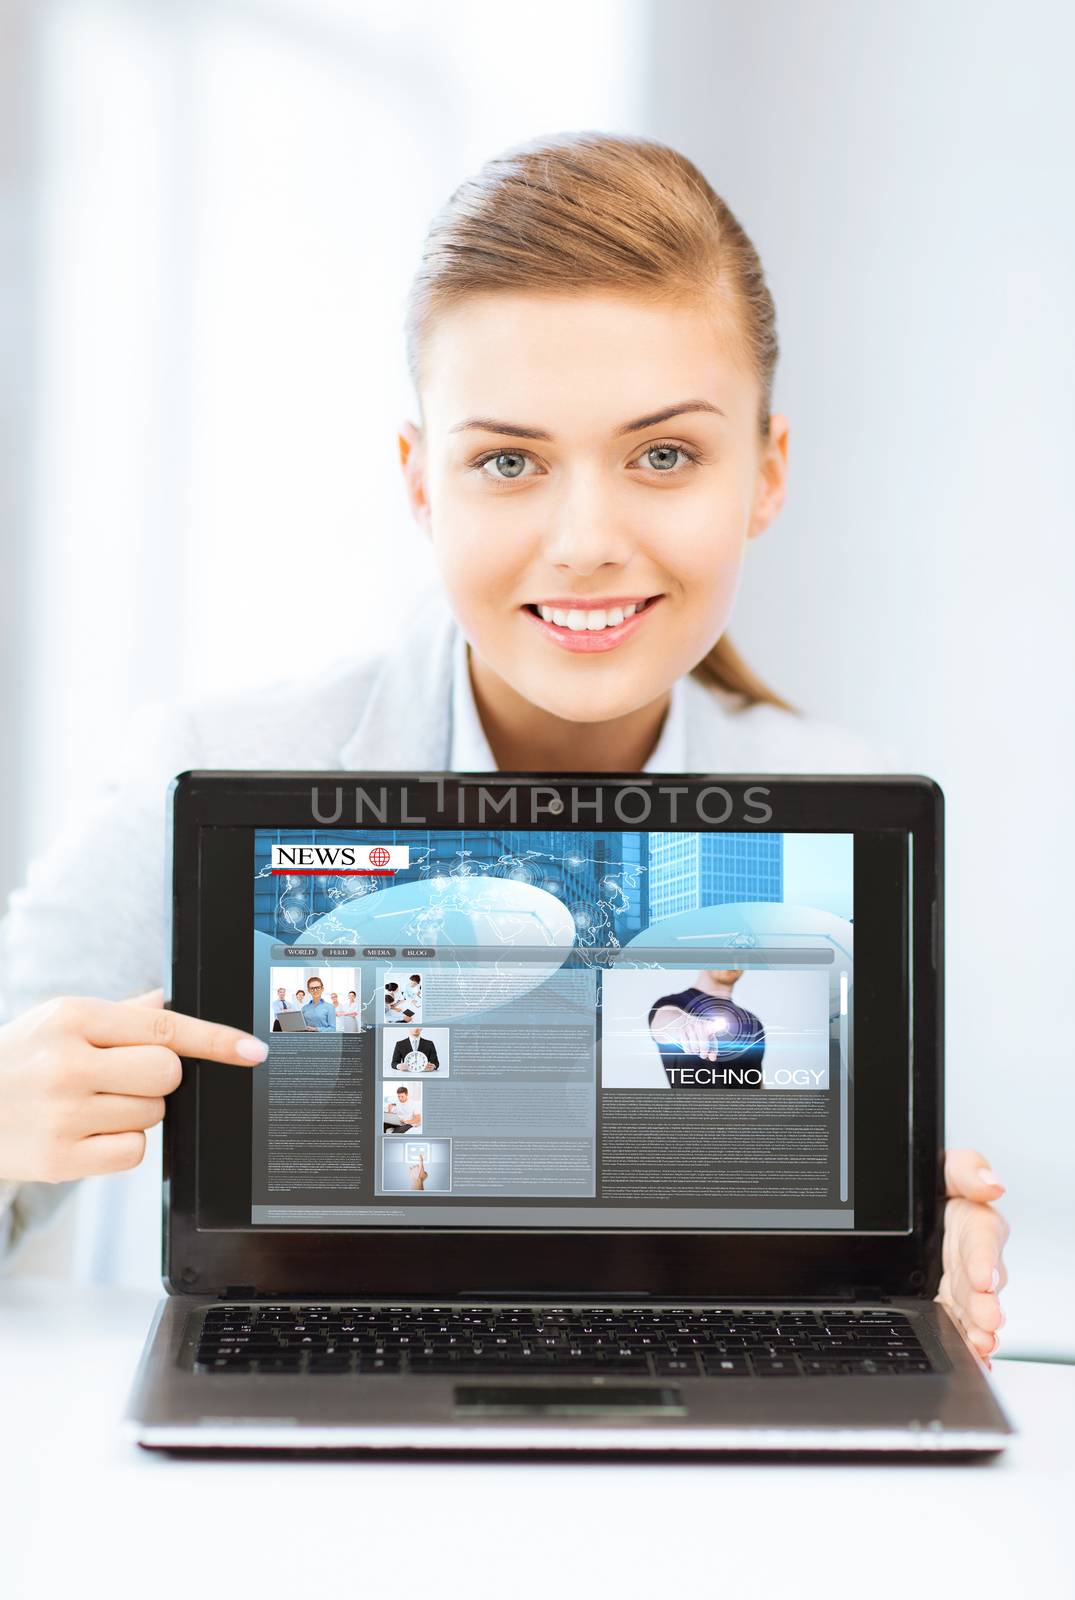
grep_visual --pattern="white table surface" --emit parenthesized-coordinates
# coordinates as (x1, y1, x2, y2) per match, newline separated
(3, 1279, 1073, 1600)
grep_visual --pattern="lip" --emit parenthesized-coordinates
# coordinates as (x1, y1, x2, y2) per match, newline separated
(521, 594, 663, 654)
(528, 595, 656, 609)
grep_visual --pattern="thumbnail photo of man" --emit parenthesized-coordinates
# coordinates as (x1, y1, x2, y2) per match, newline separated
(382, 1025, 450, 1078)
(600, 966, 830, 1091)
(382, 1083, 422, 1133)
(648, 969, 765, 1086)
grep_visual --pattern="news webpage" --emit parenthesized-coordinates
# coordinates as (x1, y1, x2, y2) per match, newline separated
(250, 828, 854, 1228)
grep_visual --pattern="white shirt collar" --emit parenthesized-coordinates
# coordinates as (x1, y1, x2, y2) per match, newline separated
(449, 630, 689, 773)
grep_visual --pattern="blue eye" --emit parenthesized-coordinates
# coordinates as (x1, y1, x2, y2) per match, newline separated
(478, 450, 532, 480)
(645, 444, 684, 471)
(472, 439, 701, 482)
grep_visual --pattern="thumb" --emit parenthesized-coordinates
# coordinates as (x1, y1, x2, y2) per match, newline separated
(125, 987, 164, 1008)
(944, 1147, 1005, 1201)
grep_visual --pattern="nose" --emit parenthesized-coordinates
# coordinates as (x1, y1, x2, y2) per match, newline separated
(541, 469, 634, 575)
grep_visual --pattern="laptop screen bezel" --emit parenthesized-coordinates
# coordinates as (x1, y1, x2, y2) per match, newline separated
(163, 772, 943, 1300)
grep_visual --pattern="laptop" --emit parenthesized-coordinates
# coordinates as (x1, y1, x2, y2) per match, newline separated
(125, 771, 1014, 1453)
(275, 1009, 310, 1033)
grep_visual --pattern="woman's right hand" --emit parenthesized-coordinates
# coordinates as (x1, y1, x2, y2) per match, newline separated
(0, 990, 268, 1183)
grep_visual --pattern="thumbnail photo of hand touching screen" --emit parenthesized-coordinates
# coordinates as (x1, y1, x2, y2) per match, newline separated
(648, 969, 765, 1084)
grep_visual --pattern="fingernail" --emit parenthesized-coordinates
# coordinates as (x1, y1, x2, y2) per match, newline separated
(236, 1036, 268, 1062)
(991, 1267, 1000, 1290)
(978, 1168, 1004, 1190)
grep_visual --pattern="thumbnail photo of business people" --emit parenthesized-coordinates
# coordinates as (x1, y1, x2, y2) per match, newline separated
(382, 1024, 450, 1077)
(383, 971, 423, 1024)
(269, 966, 361, 1034)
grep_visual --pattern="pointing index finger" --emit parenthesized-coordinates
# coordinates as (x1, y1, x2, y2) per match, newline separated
(82, 999, 268, 1064)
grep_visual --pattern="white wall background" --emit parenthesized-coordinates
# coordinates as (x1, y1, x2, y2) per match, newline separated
(4, 0, 1072, 1355)
(20, 0, 647, 867)
(4, 0, 647, 1285)
(643, 0, 1075, 1351)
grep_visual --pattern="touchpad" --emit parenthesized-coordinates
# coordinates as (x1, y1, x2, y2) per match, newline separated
(454, 1385, 684, 1416)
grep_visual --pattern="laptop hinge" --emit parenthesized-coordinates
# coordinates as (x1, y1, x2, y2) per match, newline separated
(213, 1286, 899, 1303)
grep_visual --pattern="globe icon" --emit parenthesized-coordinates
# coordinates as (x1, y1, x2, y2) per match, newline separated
(368, 846, 390, 869)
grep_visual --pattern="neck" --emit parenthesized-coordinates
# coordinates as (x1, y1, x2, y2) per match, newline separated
(467, 646, 670, 772)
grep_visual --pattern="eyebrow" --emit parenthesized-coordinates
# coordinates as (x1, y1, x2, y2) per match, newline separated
(448, 399, 725, 441)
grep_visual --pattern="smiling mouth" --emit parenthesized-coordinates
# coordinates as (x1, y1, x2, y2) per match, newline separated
(522, 595, 661, 632)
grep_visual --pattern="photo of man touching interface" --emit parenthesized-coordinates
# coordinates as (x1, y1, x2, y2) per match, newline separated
(648, 968, 766, 1086)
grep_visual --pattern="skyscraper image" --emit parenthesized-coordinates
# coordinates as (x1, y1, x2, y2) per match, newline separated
(646, 832, 784, 923)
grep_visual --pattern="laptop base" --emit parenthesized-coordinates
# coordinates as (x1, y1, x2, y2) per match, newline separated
(125, 1296, 1014, 1455)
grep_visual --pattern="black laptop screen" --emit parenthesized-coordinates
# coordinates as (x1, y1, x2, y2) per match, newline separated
(244, 825, 891, 1231)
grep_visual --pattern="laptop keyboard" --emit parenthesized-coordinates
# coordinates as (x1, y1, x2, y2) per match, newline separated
(194, 1305, 935, 1378)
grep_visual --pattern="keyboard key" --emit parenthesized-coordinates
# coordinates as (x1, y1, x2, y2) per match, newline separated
(654, 1357, 700, 1376)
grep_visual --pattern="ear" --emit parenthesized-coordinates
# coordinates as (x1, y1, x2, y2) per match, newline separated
(746, 412, 789, 542)
(398, 419, 432, 539)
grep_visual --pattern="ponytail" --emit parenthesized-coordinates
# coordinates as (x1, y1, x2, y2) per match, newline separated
(692, 634, 797, 713)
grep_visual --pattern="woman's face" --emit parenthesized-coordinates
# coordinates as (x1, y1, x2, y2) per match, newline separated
(400, 292, 788, 725)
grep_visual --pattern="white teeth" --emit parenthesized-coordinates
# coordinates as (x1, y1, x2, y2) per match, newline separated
(536, 601, 647, 630)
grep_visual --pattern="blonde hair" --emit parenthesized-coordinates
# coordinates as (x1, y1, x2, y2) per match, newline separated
(404, 130, 795, 714)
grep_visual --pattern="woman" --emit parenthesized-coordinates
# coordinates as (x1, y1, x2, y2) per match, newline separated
(337, 990, 360, 1035)
(0, 132, 1006, 1360)
(383, 982, 406, 1021)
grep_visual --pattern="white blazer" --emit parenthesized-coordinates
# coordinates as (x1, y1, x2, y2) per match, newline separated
(0, 584, 897, 1257)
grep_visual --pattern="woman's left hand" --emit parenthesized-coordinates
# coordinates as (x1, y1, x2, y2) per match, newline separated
(936, 1149, 1008, 1367)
